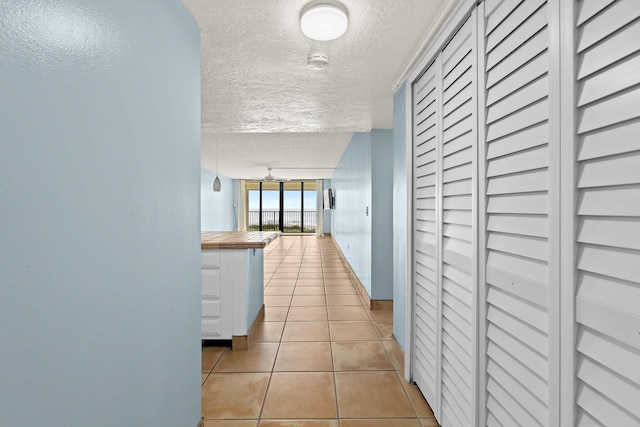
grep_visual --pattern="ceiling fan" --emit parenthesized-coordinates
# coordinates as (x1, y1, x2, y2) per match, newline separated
(252, 167, 290, 182)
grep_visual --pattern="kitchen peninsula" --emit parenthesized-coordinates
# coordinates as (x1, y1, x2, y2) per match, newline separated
(201, 231, 280, 350)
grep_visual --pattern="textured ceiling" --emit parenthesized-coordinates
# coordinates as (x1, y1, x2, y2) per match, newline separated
(183, 0, 455, 179)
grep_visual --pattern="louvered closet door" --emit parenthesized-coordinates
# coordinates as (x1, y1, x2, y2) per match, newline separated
(573, 1, 640, 425)
(439, 15, 477, 427)
(481, 0, 553, 425)
(412, 59, 440, 411)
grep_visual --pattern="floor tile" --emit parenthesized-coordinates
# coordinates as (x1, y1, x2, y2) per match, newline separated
(287, 306, 328, 321)
(323, 278, 353, 286)
(276, 267, 300, 274)
(264, 286, 295, 296)
(261, 373, 337, 419)
(202, 372, 209, 385)
(420, 418, 440, 427)
(259, 421, 339, 427)
(205, 421, 258, 427)
(296, 278, 324, 287)
(264, 295, 293, 307)
(268, 279, 297, 287)
(335, 371, 415, 418)
(201, 372, 270, 419)
(326, 294, 362, 306)
(263, 307, 289, 322)
(293, 286, 325, 295)
(298, 272, 324, 279)
(327, 306, 370, 321)
(213, 343, 278, 372)
(282, 321, 330, 342)
(373, 321, 394, 341)
(397, 372, 435, 418)
(322, 267, 347, 273)
(299, 267, 323, 273)
(332, 341, 394, 371)
(271, 272, 299, 279)
(202, 346, 226, 372)
(329, 321, 379, 341)
(323, 272, 349, 279)
(251, 322, 285, 342)
(291, 295, 327, 307)
(340, 420, 421, 427)
(274, 341, 333, 372)
(324, 285, 356, 295)
(368, 310, 393, 322)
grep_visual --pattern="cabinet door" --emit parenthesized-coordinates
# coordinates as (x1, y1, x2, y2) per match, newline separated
(479, 0, 555, 425)
(573, 1, 640, 425)
(412, 57, 441, 413)
(412, 12, 478, 426)
(439, 14, 478, 427)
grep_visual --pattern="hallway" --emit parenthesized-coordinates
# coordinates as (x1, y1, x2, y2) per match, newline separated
(201, 236, 438, 426)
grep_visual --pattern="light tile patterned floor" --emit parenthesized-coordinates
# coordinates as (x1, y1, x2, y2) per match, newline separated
(202, 236, 439, 427)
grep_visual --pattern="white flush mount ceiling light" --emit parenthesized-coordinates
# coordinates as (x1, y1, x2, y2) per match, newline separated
(300, 3, 348, 41)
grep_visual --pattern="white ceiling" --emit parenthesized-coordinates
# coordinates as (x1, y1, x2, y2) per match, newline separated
(182, 0, 456, 180)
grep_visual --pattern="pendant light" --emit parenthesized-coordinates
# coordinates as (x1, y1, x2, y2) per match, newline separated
(213, 139, 221, 192)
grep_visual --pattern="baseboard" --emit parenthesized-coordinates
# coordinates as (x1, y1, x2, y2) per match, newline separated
(231, 304, 265, 351)
(330, 238, 393, 311)
(389, 334, 405, 372)
(248, 304, 265, 342)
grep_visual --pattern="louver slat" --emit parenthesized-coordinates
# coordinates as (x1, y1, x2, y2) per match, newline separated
(412, 60, 439, 410)
(483, 1, 551, 424)
(574, 1, 640, 425)
(439, 16, 476, 426)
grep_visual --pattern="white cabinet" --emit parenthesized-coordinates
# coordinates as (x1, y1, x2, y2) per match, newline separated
(201, 249, 264, 341)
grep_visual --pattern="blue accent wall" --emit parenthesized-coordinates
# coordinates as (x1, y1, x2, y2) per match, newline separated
(201, 167, 238, 231)
(247, 248, 265, 327)
(393, 84, 408, 351)
(331, 130, 393, 300)
(0, 1, 202, 426)
(332, 132, 373, 295)
(371, 130, 394, 300)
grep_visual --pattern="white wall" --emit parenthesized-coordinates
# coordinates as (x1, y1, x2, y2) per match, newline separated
(0, 1, 202, 426)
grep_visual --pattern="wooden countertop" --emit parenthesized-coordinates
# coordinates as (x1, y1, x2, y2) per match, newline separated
(201, 231, 280, 250)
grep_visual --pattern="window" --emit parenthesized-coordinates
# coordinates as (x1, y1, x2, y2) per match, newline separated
(246, 181, 317, 233)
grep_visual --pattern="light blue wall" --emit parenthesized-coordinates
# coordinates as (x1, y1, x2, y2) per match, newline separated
(247, 248, 265, 327)
(0, 2, 202, 426)
(392, 84, 408, 351)
(331, 132, 372, 295)
(201, 167, 238, 231)
(371, 130, 394, 300)
(331, 131, 393, 300)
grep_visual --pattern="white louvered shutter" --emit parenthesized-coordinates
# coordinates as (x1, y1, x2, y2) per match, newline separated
(412, 13, 478, 426)
(480, 0, 553, 426)
(439, 15, 477, 427)
(412, 58, 441, 412)
(573, 1, 640, 425)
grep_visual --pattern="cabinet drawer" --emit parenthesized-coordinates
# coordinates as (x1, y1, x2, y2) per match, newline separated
(201, 251, 221, 268)
(201, 300, 221, 317)
(201, 318, 221, 337)
(201, 269, 221, 297)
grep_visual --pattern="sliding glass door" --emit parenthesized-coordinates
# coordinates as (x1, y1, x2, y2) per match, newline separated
(246, 181, 317, 233)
